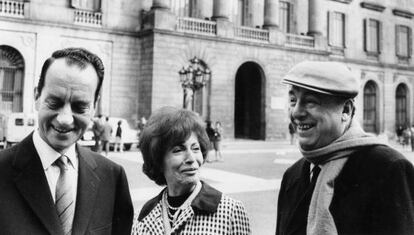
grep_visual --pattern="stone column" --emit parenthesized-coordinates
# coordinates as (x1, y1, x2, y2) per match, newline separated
(212, 0, 231, 20)
(263, 0, 279, 29)
(308, 0, 323, 36)
(152, 0, 170, 10)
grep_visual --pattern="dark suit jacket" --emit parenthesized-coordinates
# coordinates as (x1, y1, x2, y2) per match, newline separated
(276, 145, 414, 235)
(0, 134, 134, 235)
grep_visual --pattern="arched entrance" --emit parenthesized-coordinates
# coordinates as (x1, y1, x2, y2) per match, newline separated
(0, 45, 24, 113)
(396, 83, 409, 128)
(234, 62, 265, 140)
(363, 81, 378, 133)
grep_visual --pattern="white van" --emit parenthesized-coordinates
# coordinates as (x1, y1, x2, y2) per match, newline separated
(1, 113, 37, 147)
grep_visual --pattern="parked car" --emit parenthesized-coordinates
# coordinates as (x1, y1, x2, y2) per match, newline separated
(0, 113, 37, 148)
(79, 117, 139, 151)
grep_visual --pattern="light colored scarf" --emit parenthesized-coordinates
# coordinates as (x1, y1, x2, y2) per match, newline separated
(300, 120, 388, 235)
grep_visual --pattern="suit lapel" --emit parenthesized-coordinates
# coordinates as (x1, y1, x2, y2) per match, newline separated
(13, 134, 64, 235)
(285, 159, 312, 234)
(71, 145, 101, 235)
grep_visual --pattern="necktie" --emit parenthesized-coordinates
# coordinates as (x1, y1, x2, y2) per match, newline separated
(55, 156, 74, 235)
(310, 165, 321, 186)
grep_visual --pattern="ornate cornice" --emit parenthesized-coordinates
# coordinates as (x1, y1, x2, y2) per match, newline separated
(360, 2, 386, 12)
(392, 9, 414, 19)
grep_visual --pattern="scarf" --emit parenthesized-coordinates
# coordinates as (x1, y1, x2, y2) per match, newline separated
(300, 120, 388, 235)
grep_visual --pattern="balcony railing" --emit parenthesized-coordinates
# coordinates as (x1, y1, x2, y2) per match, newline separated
(234, 26, 269, 43)
(285, 34, 315, 48)
(74, 9, 102, 27)
(0, 0, 24, 18)
(176, 17, 217, 36)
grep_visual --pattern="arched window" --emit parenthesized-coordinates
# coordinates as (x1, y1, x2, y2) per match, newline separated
(363, 81, 378, 133)
(396, 83, 409, 127)
(0, 46, 24, 113)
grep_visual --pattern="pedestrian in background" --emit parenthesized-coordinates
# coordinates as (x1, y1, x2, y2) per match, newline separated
(276, 61, 414, 235)
(410, 125, 414, 152)
(397, 125, 404, 144)
(92, 114, 103, 152)
(213, 121, 223, 162)
(115, 120, 123, 152)
(100, 116, 112, 157)
(132, 106, 251, 234)
(205, 120, 215, 162)
(402, 125, 411, 149)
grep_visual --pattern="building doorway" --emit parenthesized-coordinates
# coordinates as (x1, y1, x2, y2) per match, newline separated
(363, 81, 378, 133)
(0, 45, 24, 113)
(234, 62, 265, 140)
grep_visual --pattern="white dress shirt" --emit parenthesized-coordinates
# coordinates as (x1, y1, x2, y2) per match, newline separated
(33, 130, 78, 204)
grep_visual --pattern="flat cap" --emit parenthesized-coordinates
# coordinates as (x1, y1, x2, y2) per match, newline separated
(282, 61, 360, 98)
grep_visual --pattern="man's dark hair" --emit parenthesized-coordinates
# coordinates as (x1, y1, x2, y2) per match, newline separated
(37, 47, 104, 103)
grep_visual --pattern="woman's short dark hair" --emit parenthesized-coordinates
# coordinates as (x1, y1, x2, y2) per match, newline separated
(139, 106, 211, 186)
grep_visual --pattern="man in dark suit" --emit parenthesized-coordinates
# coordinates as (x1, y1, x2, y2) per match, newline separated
(0, 48, 133, 234)
(276, 61, 414, 235)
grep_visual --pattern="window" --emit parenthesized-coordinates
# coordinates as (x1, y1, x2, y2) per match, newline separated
(363, 19, 382, 54)
(279, 1, 291, 33)
(396, 25, 412, 58)
(0, 45, 24, 113)
(363, 81, 378, 133)
(233, 0, 248, 26)
(71, 0, 101, 11)
(171, 0, 193, 17)
(328, 12, 345, 48)
(396, 84, 409, 127)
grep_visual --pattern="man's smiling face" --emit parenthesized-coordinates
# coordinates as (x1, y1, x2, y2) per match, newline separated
(35, 58, 98, 153)
(288, 86, 345, 151)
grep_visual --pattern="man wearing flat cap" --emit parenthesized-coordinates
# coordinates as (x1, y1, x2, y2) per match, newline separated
(276, 61, 414, 235)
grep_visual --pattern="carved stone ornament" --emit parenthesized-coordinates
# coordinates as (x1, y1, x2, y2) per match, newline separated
(21, 35, 35, 48)
(360, 2, 386, 12)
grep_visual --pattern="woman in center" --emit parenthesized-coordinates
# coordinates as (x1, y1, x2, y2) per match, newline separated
(132, 106, 251, 234)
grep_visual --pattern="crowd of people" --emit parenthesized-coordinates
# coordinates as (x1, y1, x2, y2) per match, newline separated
(0, 47, 413, 235)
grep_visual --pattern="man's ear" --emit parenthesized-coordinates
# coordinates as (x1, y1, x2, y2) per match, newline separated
(34, 87, 40, 111)
(341, 99, 353, 122)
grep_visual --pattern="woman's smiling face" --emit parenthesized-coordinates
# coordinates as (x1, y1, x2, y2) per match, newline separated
(288, 86, 345, 151)
(163, 132, 204, 196)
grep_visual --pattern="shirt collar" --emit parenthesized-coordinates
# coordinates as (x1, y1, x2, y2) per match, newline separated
(33, 130, 77, 170)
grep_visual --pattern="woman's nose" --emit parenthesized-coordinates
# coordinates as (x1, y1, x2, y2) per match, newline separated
(184, 150, 196, 163)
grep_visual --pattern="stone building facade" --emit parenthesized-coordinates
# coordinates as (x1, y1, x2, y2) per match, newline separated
(1, 0, 414, 140)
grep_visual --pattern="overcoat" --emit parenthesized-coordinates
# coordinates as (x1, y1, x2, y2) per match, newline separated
(132, 181, 251, 235)
(0, 133, 134, 235)
(276, 145, 414, 235)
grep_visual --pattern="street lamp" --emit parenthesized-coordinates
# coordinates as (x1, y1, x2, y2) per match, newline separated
(178, 56, 211, 110)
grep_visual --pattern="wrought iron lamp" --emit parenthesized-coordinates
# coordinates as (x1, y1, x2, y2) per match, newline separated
(178, 56, 211, 110)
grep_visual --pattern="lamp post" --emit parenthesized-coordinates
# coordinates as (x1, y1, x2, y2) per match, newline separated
(178, 57, 211, 110)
